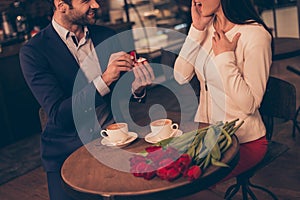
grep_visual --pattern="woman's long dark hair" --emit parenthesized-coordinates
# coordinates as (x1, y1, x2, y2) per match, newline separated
(221, 0, 273, 51)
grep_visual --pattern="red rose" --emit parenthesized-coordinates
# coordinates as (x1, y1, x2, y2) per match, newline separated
(131, 162, 148, 177)
(156, 167, 169, 180)
(166, 168, 181, 181)
(131, 145, 201, 182)
(158, 158, 175, 169)
(129, 155, 146, 167)
(157, 167, 181, 181)
(146, 149, 165, 165)
(145, 146, 162, 153)
(174, 154, 192, 175)
(187, 165, 202, 181)
(164, 147, 180, 159)
(156, 164, 181, 181)
(132, 171, 144, 177)
(177, 154, 192, 166)
(173, 162, 189, 176)
(131, 162, 156, 180)
(143, 164, 156, 180)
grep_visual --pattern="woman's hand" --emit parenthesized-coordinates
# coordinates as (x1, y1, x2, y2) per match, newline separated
(212, 30, 241, 56)
(191, 0, 214, 31)
(102, 51, 134, 86)
(132, 60, 155, 95)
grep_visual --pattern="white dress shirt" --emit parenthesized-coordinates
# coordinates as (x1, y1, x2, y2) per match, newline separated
(52, 19, 110, 96)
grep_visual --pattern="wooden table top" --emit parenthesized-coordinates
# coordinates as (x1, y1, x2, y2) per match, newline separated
(61, 122, 240, 200)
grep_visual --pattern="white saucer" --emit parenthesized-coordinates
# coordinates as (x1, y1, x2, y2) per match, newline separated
(144, 129, 183, 144)
(101, 132, 138, 147)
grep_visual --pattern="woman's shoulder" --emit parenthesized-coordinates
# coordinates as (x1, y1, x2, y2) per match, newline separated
(237, 23, 272, 43)
(237, 23, 271, 37)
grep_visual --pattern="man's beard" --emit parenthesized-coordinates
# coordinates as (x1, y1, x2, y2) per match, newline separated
(77, 16, 96, 25)
(70, 9, 98, 25)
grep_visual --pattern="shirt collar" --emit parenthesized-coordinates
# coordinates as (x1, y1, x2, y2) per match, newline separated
(83, 26, 90, 39)
(52, 19, 90, 41)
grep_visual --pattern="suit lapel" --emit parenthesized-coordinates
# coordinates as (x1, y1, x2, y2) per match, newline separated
(45, 24, 79, 71)
(44, 24, 88, 90)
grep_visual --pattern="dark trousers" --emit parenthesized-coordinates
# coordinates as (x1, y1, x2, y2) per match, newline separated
(47, 171, 75, 200)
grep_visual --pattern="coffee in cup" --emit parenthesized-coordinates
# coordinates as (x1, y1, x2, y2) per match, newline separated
(100, 123, 129, 143)
(150, 119, 179, 139)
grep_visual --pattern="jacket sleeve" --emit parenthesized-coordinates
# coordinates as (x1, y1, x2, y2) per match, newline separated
(174, 25, 208, 84)
(19, 43, 111, 132)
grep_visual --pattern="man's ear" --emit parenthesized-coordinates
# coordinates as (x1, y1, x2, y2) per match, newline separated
(56, 0, 67, 12)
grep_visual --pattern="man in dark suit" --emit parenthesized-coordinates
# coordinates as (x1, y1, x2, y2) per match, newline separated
(19, 0, 154, 199)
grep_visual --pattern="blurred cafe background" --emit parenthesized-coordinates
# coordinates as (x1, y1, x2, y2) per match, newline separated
(0, 0, 300, 199)
(0, 0, 194, 148)
(0, 0, 299, 148)
(0, 0, 299, 146)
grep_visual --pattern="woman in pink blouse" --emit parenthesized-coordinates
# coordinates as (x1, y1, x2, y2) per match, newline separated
(174, 0, 273, 178)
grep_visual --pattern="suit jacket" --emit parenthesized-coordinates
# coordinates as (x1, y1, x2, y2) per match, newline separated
(20, 24, 131, 171)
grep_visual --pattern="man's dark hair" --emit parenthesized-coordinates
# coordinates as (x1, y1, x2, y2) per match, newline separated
(47, 0, 54, 8)
(62, 0, 72, 6)
(47, 0, 73, 10)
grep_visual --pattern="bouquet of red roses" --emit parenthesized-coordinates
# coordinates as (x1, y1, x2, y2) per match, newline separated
(130, 119, 243, 181)
(130, 146, 201, 181)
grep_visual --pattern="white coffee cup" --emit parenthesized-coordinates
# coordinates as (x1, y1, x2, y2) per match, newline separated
(150, 119, 179, 139)
(100, 123, 129, 143)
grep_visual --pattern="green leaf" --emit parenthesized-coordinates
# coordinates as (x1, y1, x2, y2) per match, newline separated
(211, 158, 229, 168)
(211, 143, 221, 160)
(203, 125, 222, 152)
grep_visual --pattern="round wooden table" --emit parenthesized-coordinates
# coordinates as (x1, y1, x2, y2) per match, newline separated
(61, 123, 240, 200)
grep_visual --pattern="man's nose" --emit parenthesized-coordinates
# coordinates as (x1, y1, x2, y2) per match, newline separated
(90, 0, 100, 9)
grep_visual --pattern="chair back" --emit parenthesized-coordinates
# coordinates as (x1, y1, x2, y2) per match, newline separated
(259, 76, 296, 139)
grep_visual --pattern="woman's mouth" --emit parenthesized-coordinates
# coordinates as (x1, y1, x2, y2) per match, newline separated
(195, 1, 202, 7)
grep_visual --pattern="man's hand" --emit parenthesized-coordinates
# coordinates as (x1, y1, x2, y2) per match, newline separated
(212, 30, 241, 56)
(102, 51, 134, 86)
(132, 59, 155, 95)
(191, 0, 214, 31)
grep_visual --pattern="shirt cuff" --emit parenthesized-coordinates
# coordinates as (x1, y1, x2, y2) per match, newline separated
(188, 25, 207, 42)
(93, 75, 110, 96)
(131, 88, 146, 103)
